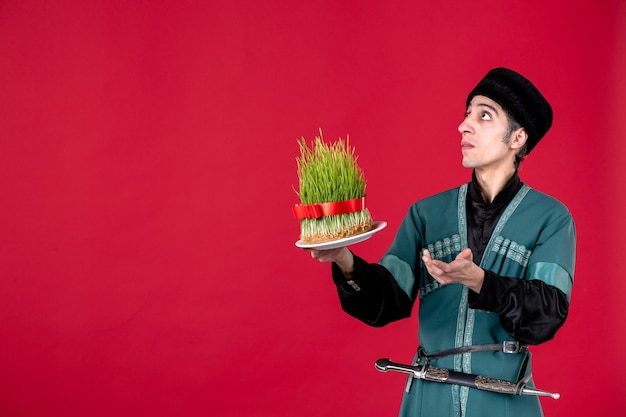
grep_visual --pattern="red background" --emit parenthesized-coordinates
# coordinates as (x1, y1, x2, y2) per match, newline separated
(1, 1, 625, 416)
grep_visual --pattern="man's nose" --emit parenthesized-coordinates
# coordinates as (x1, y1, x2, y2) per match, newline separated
(458, 118, 472, 134)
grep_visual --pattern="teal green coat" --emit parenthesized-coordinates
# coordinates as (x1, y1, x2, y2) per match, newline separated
(380, 184, 575, 417)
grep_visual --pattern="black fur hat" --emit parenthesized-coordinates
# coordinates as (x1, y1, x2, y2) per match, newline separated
(466, 67, 553, 154)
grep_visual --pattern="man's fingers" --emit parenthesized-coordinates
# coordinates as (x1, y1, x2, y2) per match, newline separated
(424, 258, 446, 275)
(311, 249, 331, 261)
(309, 247, 346, 263)
(456, 248, 473, 261)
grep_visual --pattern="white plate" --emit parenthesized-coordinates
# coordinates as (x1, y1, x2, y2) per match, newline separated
(295, 221, 387, 250)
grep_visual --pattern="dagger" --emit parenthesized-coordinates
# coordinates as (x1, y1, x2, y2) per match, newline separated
(375, 358, 560, 399)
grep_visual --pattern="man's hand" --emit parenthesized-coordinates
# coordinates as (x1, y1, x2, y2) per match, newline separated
(421, 248, 485, 293)
(308, 246, 355, 279)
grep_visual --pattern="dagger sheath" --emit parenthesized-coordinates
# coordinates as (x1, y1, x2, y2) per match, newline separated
(375, 358, 560, 399)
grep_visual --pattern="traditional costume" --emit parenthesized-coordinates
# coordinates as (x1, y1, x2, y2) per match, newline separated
(329, 68, 576, 417)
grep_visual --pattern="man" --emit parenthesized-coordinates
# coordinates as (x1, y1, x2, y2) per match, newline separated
(309, 68, 575, 417)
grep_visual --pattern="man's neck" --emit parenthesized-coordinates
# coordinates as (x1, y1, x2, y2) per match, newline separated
(474, 167, 517, 203)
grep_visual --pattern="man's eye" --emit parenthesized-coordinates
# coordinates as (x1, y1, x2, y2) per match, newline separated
(464, 112, 470, 119)
(480, 112, 491, 120)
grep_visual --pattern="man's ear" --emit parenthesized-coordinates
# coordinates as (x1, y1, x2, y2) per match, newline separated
(511, 128, 528, 150)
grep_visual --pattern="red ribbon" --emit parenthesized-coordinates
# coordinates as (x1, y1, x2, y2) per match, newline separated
(292, 197, 367, 219)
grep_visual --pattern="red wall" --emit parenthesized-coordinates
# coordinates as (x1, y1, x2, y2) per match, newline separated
(1, 1, 625, 416)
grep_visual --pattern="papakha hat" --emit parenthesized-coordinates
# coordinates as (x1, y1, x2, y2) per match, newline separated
(466, 67, 553, 154)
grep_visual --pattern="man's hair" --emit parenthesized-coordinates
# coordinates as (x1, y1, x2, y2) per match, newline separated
(503, 112, 527, 168)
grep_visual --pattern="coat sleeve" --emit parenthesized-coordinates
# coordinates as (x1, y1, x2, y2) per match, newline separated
(468, 272, 569, 344)
(331, 253, 414, 327)
(469, 208, 575, 345)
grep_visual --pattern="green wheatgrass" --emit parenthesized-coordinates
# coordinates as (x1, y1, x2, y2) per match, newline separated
(296, 130, 372, 243)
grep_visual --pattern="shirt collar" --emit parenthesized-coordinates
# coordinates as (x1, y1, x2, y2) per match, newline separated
(468, 170, 522, 206)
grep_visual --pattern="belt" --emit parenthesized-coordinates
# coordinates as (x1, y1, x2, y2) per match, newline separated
(418, 341, 528, 362)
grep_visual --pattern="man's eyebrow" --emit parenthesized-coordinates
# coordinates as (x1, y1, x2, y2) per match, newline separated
(475, 102, 500, 116)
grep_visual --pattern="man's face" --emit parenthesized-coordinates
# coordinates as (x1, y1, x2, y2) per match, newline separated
(458, 95, 518, 171)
